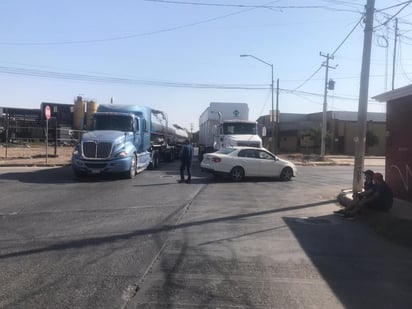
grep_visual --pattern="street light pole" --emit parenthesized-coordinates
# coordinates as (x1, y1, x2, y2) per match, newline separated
(240, 54, 276, 153)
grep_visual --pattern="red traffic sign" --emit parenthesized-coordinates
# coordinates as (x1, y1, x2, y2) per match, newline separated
(45, 105, 51, 120)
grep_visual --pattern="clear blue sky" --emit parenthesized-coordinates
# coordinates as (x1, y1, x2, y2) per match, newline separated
(1, 0, 411, 131)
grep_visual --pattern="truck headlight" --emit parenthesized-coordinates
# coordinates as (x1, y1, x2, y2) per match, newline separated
(116, 151, 127, 158)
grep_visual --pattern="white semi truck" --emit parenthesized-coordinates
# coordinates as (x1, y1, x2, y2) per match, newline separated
(198, 102, 262, 161)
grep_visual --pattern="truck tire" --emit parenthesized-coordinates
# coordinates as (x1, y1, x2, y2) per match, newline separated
(148, 151, 158, 169)
(149, 151, 160, 169)
(155, 152, 160, 169)
(169, 150, 175, 162)
(126, 153, 137, 179)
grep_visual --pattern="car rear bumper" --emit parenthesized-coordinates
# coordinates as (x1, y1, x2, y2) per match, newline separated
(201, 167, 216, 173)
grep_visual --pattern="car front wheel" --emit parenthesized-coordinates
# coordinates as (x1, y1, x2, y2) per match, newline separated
(280, 167, 293, 181)
(230, 166, 244, 182)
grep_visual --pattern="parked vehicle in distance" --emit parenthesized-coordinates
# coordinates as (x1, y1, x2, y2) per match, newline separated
(200, 146, 297, 182)
(198, 102, 262, 161)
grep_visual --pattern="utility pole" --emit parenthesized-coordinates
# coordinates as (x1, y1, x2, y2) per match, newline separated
(320, 52, 336, 158)
(353, 0, 375, 192)
(275, 78, 280, 152)
(270, 64, 275, 153)
(392, 18, 399, 90)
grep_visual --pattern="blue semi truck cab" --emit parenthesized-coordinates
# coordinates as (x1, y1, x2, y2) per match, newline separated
(72, 105, 185, 178)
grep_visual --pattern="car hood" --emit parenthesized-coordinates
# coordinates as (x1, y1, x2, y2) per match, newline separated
(277, 158, 297, 169)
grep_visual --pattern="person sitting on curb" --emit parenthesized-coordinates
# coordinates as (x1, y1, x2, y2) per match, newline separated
(341, 172, 393, 220)
(334, 169, 375, 215)
(353, 169, 375, 200)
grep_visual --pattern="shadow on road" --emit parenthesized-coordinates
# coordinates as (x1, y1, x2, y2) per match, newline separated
(0, 166, 133, 184)
(284, 214, 412, 308)
(0, 166, 77, 184)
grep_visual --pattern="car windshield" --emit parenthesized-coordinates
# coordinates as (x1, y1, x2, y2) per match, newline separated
(223, 123, 256, 135)
(93, 115, 134, 131)
(216, 148, 236, 155)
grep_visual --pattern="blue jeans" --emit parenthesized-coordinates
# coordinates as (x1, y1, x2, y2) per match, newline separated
(180, 160, 191, 180)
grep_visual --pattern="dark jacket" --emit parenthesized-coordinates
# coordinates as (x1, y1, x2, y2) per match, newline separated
(181, 144, 193, 162)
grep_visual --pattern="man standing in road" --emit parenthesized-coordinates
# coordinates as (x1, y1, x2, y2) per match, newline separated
(178, 139, 193, 184)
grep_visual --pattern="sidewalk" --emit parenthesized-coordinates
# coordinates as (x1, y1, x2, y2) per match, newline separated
(337, 191, 412, 247)
(280, 154, 385, 167)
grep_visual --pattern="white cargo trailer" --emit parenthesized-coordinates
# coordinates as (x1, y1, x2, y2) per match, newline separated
(198, 102, 262, 161)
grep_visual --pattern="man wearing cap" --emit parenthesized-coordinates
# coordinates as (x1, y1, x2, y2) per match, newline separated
(342, 172, 393, 219)
(334, 169, 375, 215)
(354, 169, 375, 200)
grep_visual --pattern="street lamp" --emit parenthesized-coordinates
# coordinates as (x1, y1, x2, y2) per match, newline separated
(240, 54, 277, 153)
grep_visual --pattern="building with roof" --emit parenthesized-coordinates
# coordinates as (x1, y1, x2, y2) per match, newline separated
(374, 84, 412, 204)
(257, 111, 386, 155)
(1, 102, 74, 144)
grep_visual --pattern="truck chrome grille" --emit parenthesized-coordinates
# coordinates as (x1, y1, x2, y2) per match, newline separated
(82, 141, 112, 159)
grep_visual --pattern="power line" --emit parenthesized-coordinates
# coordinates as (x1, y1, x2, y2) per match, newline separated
(331, 14, 364, 56)
(144, 0, 360, 12)
(0, 2, 273, 46)
(375, 1, 412, 28)
(399, 36, 412, 82)
(0, 0, 365, 46)
(376, 0, 412, 12)
(293, 13, 364, 91)
(0, 65, 377, 102)
(293, 66, 323, 91)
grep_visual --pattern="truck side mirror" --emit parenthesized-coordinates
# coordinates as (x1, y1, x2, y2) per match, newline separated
(213, 124, 218, 137)
(261, 126, 267, 137)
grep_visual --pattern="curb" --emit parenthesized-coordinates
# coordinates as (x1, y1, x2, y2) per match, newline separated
(293, 162, 353, 166)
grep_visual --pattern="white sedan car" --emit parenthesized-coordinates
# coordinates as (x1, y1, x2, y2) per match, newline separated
(200, 147, 297, 181)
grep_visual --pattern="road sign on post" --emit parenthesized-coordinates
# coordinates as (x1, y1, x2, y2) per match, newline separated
(45, 105, 51, 120)
(44, 105, 51, 164)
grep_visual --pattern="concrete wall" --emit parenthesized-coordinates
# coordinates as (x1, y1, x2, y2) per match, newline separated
(258, 112, 386, 156)
(280, 135, 298, 152)
(333, 120, 386, 156)
(386, 96, 412, 203)
(366, 122, 386, 155)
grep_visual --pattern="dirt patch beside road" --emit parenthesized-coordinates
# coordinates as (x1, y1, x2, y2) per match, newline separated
(0, 145, 73, 166)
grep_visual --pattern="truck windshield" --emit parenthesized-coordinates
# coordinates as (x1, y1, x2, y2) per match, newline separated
(223, 123, 256, 135)
(93, 115, 134, 132)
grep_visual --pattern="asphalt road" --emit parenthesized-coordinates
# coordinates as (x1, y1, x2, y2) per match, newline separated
(1, 162, 411, 308)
